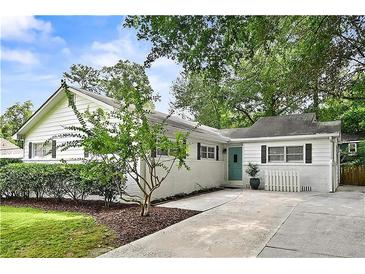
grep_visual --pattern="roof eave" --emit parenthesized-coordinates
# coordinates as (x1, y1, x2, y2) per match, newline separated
(228, 132, 341, 143)
(13, 85, 115, 139)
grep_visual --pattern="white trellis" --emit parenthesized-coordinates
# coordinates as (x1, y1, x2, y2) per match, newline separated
(265, 170, 301, 192)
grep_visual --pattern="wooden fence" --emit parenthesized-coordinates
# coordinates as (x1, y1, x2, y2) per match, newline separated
(340, 165, 365, 186)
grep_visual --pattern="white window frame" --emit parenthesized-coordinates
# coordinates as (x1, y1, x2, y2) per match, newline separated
(268, 146, 285, 163)
(156, 147, 169, 156)
(285, 145, 304, 163)
(32, 142, 51, 159)
(267, 145, 304, 163)
(200, 144, 216, 160)
(348, 142, 357, 155)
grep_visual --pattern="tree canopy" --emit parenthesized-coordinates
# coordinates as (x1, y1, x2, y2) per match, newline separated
(125, 16, 365, 131)
(0, 101, 33, 145)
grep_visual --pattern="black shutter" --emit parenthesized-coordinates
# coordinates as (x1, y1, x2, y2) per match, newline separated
(305, 143, 312, 163)
(183, 139, 187, 159)
(28, 142, 33, 159)
(84, 149, 89, 158)
(197, 142, 201, 160)
(261, 145, 267, 163)
(151, 148, 156, 158)
(216, 145, 219, 161)
(52, 140, 57, 158)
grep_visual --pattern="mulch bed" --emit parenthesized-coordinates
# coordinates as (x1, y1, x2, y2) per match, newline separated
(1, 198, 200, 246)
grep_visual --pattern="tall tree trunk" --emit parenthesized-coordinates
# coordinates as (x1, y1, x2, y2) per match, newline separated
(140, 193, 152, 217)
(266, 95, 277, 116)
(313, 86, 319, 117)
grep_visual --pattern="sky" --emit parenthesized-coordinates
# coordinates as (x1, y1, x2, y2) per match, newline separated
(0, 16, 181, 113)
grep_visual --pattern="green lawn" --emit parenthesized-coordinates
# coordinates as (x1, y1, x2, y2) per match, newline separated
(0, 205, 116, 258)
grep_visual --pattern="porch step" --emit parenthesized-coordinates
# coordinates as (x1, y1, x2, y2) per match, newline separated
(222, 184, 246, 189)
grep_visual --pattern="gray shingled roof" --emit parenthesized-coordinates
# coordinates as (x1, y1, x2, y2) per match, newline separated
(74, 87, 341, 139)
(71, 86, 119, 108)
(220, 113, 341, 139)
(71, 86, 228, 141)
(341, 133, 365, 142)
(18, 85, 341, 141)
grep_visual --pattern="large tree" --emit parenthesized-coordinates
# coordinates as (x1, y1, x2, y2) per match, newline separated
(55, 61, 188, 216)
(63, 64, 101, 93)
(0, 101, 33, 145)
(125, 16, 365, 127)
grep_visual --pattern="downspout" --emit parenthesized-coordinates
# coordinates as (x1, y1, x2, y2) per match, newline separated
(329, 136, 335, 193)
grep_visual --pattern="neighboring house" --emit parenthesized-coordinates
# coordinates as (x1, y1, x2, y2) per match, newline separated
(0, 138, 23, 159)
(339, 133, 365, 159)
(13, 85, 342, 198)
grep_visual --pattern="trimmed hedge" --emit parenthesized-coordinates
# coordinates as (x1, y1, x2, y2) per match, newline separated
(0, 158, 22, 167)
(0, 163, 120, 206)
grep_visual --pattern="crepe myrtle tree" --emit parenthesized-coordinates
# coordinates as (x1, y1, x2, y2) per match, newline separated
(52, 74, 189, 216)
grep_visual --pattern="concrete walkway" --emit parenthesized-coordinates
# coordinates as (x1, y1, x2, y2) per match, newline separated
(157, 188, 243, 211)
(337, 185, 365, 193)
(100, 189, 365, 258)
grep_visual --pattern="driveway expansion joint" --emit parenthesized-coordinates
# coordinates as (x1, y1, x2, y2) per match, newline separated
(256, 193, 322, 257)
(263, 245, 346, 258)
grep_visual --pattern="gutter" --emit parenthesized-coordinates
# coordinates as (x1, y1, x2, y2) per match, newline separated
(329, 136, 339, 193)
(228, 133, 340, 143)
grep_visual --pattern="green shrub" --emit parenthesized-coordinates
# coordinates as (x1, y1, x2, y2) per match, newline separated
(245, 162, 260, 177)
(0, 163, 120, 206)
(0, 158, 22, 167)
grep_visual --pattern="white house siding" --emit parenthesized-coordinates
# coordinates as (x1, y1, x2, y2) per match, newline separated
(23, 93, 105, 162)
(150, 138, 226, 200)
(241, 138, 335, 192)
(22, 92, 226, 199)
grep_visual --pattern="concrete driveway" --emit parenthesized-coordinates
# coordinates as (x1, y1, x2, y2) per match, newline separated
(156, 188, 243, 211)
(100, 189, 365, 258)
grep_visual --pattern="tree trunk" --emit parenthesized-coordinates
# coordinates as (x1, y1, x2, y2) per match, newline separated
(140, 193, 152, 217)
(313, 86, 319, 117)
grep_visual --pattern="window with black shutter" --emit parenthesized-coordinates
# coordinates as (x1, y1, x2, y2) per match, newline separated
(28, 142, 33, 159)
(305, 143, 312, 163)
(51, 140, 57, 158)
(261, 145, 267, 163)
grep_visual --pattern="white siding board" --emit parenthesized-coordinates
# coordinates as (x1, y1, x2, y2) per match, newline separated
(21, 88, 338, 196)
(151, 138, 225, 200)
(242, 138, 334, 192)
(24, 93, 104, 162)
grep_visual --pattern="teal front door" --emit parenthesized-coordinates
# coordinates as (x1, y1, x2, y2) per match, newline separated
(228, 147, 242, 180)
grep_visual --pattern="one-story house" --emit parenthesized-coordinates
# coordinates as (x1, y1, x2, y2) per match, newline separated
(0, 138, 23, 159)
(14, 85, 342, 199)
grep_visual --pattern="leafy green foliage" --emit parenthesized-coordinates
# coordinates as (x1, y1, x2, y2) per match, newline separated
(0, 163, 117, 205)
(171, 73, 240, 128)
(125, 16, 365, 128)
(245, 163, 260, 178)
(59, 60, 189, 216)
(63, 64, 101, 93)
(355, 141, 365, 165)
(0, 101, 33, 146)
(63, 61, 158, 109)
(0, 158, 22, 167)
(320, 98, 365, 134)
(0, 206, 115, 258)
(340, 141, 365, 166)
